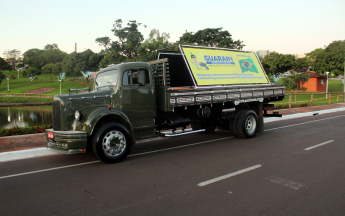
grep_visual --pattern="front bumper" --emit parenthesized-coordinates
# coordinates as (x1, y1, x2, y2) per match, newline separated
(45, 129, 88, 154)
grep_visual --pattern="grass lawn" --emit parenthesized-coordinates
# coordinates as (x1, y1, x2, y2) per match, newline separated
(274, 79, 345, 106)
(0, 70, 93, 96)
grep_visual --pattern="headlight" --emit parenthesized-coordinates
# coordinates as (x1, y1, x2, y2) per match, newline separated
(75, 110, 82, 120)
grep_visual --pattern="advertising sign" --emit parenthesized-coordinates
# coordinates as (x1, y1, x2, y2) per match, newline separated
(181, 46, 270, 86)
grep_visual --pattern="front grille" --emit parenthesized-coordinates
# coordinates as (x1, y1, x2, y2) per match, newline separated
(53, 100, 61, 131)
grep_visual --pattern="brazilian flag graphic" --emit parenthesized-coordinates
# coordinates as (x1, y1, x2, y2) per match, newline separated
(239, 58, 259, 73)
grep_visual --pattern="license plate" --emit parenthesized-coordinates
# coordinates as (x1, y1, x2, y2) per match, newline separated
(48, 132, 54, 139)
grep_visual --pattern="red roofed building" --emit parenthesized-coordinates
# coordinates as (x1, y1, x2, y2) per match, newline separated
(300, 71, 327, 92)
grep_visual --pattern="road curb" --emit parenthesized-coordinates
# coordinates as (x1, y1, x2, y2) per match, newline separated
(0, 147, 57, 162)
(0, 133, 46, 153)
(265, 107, 345, 123)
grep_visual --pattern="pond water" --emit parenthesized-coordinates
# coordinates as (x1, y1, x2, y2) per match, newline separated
(0, 106, 53, 129)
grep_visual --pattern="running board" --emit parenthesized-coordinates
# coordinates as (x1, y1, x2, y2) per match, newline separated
(159, 129, 206, 137)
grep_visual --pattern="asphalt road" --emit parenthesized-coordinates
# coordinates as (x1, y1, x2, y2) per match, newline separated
(1, 111, 345, 216)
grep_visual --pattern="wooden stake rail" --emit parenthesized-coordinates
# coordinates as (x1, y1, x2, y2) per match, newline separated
(285, 92, 345, 109)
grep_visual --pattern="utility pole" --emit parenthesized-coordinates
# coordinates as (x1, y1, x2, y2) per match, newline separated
(75, 43, 77, 53)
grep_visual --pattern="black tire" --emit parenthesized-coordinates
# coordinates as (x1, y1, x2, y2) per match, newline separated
(235, 110, 258, 139)
(229, 111, 243, 138)
(92, 123, 131, 164)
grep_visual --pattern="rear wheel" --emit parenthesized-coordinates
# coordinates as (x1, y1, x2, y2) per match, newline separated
(236, 110, 258, 139)
(92, 123, 131, 164)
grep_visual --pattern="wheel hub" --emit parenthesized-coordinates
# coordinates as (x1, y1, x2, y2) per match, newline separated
(245, 115, 256, 135)
(102, 130, 126, 157)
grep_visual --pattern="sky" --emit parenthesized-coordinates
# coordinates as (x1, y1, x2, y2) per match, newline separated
(1, 0, 344, 59)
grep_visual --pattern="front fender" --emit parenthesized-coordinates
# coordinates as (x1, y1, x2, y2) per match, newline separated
(72, 107, 133, 136)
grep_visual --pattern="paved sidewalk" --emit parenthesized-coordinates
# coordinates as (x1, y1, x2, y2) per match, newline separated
(1, 103, 345, 154)
(269, 102, 345, 116)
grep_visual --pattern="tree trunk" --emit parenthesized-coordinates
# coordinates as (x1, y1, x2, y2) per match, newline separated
(85, 77, 88, 83)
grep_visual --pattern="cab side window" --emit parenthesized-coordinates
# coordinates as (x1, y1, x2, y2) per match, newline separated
(123, 68, 150, 86)
(138, 68, 150, 84)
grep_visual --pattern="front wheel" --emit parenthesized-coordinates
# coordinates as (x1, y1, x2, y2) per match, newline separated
(92, 123, 131, 164)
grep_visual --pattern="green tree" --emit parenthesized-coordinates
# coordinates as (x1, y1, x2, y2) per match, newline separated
(44, 43, 59, 50)
(39, 49, 67, 66)
(3, 49, 21, 70)
(262, 52, 296, 75)
(41, 63, 56, 82)
(52, 63, 62, 77)
(111, 19, 146, 59)
(0, 71, 5, 85)
(98, 49, 126, 69)
(0, 57, 11, 71)
(61, 49, 103, 75)
(95, 37, 111, 51)
(282, 73, 310, 91)
(22, 45, 67, 73)
(16, 63, 25, 69)
(292, 57, 309, 73)
(179, 28, 245, 49)
(313, 40, 345, 76)
(305, 48, 324, 69)
(23, 67, 40, 83)
(137, 29, 171, 62)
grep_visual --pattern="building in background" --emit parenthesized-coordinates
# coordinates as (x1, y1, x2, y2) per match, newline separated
(300, 71, 327, 92)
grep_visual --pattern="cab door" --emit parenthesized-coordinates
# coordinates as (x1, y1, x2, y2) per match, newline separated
(121, 67, 156, 133)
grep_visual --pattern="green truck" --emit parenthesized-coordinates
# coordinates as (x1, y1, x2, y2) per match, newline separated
(46, 45, 285, 163)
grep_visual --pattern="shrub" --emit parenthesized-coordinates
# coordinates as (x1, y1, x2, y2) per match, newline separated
(11, 74, 16, 79)
(0, 124, 53, 137)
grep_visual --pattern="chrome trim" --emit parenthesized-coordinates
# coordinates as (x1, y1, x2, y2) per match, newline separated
(46, 129, 87, 134)
(160, 129, 205, 137)
(222, 108, 235, 112)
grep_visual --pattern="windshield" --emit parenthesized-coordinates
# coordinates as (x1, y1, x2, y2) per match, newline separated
(95, 69, 118, 89)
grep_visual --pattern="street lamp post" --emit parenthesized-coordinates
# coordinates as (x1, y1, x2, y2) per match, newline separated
(7, 78, 9, 92)
(59, 80, 61, 94)
(17, 70, 19, 79)
(326, 72, 329, 99)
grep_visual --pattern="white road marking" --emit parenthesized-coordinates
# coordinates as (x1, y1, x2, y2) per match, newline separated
(265, 115, 345, 131)
(268, 176, 304, 190)
(129, 137, 233, 158)
(0, 161, 100, 180)
(197, 164, 262, 187)
(0, 137, 233, 180)
(304, 140, 334, 151)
